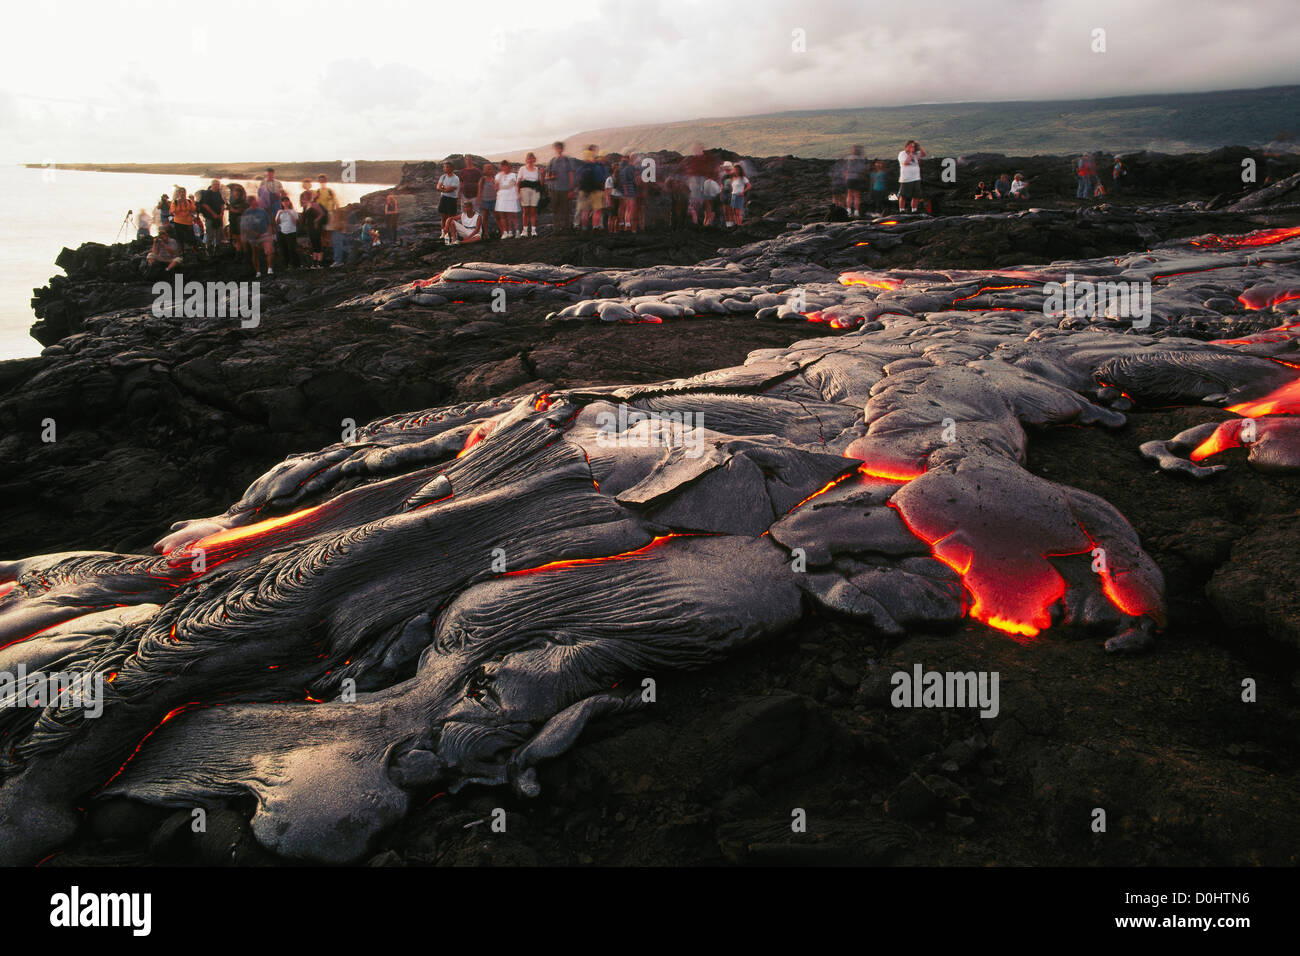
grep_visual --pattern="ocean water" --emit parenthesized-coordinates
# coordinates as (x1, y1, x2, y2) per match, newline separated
(0, 166, 390, 360)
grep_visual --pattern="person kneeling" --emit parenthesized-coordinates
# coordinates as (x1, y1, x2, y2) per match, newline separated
(447, 201, 483, 245)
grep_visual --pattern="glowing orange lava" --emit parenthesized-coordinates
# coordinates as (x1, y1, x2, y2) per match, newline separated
(502, 534, 690, 576)
(1226, 375, 1300, 417)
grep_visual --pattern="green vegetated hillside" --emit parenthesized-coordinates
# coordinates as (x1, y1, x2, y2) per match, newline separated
(542, 86, 1300, 159)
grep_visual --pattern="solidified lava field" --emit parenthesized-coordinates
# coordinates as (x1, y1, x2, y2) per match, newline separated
(1, 158, 1299, 866)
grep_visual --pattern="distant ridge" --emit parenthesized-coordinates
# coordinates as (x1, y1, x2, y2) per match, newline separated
(28, 85, 1299, 176)
(527, 85, 1300, 160)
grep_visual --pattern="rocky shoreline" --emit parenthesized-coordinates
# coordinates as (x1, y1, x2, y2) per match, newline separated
(3, 149, 1299, 866)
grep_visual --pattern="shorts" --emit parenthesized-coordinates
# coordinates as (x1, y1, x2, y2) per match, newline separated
(453, 220, 479, 239)
(438, 195, 458, 216)
(730, 194, 745, 209)
(847, 178, 867, 192)
(519, 185, 541, 207)
(576, 190, 605, 213)
(899, 180, 921, 200)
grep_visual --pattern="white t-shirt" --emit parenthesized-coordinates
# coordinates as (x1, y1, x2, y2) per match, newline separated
(494, 172, 519, 203)
(703, 179, 721, 198)
(454, 211, 481, 236)
(898, 150, 921, 183)
(1010, 179, 1027, 195)
(518, 166, 541, 188)
(276, 209, 298, 233)
(730, 176, 749, 194)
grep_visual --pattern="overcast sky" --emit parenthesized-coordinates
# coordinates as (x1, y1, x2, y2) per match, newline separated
(2, 0, 1297, 164)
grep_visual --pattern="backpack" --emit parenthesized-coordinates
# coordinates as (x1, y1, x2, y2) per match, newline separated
(578, 161, 602, 192)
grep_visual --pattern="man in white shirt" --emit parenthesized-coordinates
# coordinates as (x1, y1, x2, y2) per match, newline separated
(897, 140, 927, 212)
(447, 201, 482, 245)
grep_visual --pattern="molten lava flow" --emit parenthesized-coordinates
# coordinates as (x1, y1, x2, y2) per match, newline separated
(1190, 420, 1249, 461)
(950, 284, 1033, 308)
(1226, 374, 1300, 416)
(1187, 225, 1300, 249)
(838, 273, 904, 290)
(1238, 285, 1300, 310)
(100, 702, 203, 789)
(502, 534, 691, 577)
(188, 505, 323, 553)
(457, 419, 497, 457)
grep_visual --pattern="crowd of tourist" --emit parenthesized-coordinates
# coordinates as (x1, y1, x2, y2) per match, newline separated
(136, 144, 1139, 272)
(142, 168, 375, 277)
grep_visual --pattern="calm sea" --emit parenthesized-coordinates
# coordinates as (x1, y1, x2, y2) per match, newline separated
(0, 166, 390, 360)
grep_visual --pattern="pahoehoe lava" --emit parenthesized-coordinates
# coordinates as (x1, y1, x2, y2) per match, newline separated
(2, 218, 1299, 864)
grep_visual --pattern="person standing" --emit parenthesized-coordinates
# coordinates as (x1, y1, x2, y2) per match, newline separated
(869, 160, 889, 213)
(169, 187, 199, 256)
(136, 208, 153, 240)
(259, 168, 283, 213)
(618, 152, 640, 233)
(494, 160, 521, 238)
(196, 179, 225, 252)
(437, 161, 461, 237)
(576, 146, 607, 233)
(275, 197, 301, 268)
(316, 174, 340, 261)
(157, 193, 172, 226)
(1076, 154, 1096, 199)
(383, 192, 399, 245)
(239, 196, 275, 278)
(545, 141, 578, 235)
(473, 162, 496, 240)
(728, 166, 750, 226)
(517, 153, 542, 236)
(1111, 158, 1127, 197)
(897, 140, 926, 212)
(844, 146, 867, 218)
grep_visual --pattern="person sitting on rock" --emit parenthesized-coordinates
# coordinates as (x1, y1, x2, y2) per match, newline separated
(974, 181, 996, 200)
(447, 201, 483, 245)
(146, 230, 183, 272)
(994, 173, 1013, 199)
(1009, 173, 1030, 200)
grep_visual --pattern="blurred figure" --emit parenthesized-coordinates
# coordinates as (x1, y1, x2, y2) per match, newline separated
(869, 160, 889, 213)
(300, 180, 324, 267)
(316, 174, 340, 260)
(830, 156, 846, 212)
(157, 193, 172, 226)
(576, 145, 607, 233)
(1112, 158, 1128, 196)
(384, 192, 400, 244)
(259, 168, 282, 213)
(619, 151, 641, 232)
(546, 141, 578, 235)
(897, 140, 926, 212)
(239, 196, 275, 277)
(517, 152, 542, 236)
(458, 160, 482, 219)
(226, 181, 248, 252)
(684, 144, 716, 226)
(478, 162, 498, 239)
(974, 181, 995, 200)
(1076, 154, 1097, 199)
(844, 146, 867, 217)
(196, 179, 225, 252)
(994, 173, 1013, 199)
(1009, 173, 1030, 200)
(136, 208, 152, 240)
